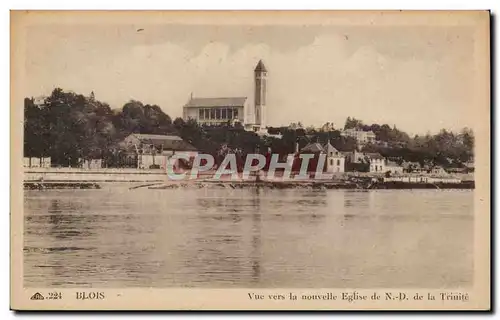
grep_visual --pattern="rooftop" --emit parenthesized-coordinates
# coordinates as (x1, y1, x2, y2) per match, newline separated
(184, 97, 247, 108)
(324, 142, 340, 153)
(255, 60, 267, 72)
(128, 133, 197, 151)
(301, 142, 325, 153)
(365, 152, 385, 160)
(300, 142, 343, 155)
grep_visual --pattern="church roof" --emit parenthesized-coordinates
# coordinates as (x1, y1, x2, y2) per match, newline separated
(185, 97, 247, 108)
(255, 60, 267, 72)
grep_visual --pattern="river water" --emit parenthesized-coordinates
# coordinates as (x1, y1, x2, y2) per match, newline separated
(23, 187, 473, 288)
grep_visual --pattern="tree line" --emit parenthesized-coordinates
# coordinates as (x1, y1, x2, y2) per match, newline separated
(24, 88, 474, 168)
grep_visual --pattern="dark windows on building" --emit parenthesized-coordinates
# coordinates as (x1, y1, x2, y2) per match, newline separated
(196, 107, 241, 122)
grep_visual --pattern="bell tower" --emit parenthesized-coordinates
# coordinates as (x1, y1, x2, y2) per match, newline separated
(254, 60, 267, 129)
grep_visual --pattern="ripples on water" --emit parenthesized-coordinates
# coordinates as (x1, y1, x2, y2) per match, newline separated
(24, 187, 473, 288)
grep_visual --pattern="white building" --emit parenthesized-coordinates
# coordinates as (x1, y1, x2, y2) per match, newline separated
(366, 152, 385, 173)
(182, 60, 268, 133)
(324, 142, 345, 173)
(340, 128, 376, 144)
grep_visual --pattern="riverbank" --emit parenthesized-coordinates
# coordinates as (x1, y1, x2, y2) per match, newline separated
(23, 168, 474, 190)
(24, 180, 475, 190)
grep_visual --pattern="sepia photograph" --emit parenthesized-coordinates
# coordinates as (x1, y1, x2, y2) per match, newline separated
(10, 10, 490, 310)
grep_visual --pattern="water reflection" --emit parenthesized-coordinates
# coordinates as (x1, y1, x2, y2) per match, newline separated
(24, 189, 474, 288)
(250, 188, 262, 283)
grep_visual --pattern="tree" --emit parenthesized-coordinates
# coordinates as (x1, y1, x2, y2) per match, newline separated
(344, 117, 363, 129)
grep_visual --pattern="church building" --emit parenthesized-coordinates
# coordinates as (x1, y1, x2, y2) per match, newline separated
(182, 60, 268, 132)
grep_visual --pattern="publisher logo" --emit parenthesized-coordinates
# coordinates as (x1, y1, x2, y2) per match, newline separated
(30, 292, 45, 300)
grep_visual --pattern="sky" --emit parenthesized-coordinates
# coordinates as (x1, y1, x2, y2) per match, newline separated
(24, 22, 477, 135)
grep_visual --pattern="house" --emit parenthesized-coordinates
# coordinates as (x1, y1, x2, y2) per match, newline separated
(385, 161, 404, 174)
(342, 150, 371, 172)
(365, 152, 385, 173)
(340, 128, 376, 144)
(121, 134, 198, 169)
(294, 141, 345, 173)
(324, 142, 345, 173)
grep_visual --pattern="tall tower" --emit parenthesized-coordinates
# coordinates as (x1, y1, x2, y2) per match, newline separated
(254, 60, 267, 129)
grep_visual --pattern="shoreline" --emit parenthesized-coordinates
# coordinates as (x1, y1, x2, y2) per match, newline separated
(24, 179, 475, 190)
(23, 167, 475, 190)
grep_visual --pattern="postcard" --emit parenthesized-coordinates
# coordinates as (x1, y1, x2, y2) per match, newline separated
(10, 10, 490, 310)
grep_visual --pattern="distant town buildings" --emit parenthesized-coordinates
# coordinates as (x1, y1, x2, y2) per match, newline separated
(182, 60, 268, 133)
